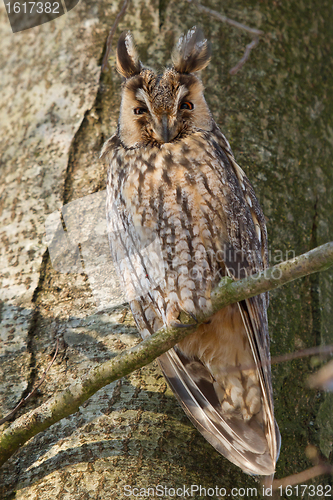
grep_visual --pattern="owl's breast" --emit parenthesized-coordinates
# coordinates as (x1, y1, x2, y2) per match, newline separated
(120, 137, 230, 240)
(109, 137, 237, 315)
(107, 132, 263, 322)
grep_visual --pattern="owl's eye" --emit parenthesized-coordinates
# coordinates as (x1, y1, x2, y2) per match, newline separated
(134, 107, 147, 115)
(179, 101, 194, 110)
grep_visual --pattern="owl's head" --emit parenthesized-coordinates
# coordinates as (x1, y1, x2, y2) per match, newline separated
(116, 27, 212, 148)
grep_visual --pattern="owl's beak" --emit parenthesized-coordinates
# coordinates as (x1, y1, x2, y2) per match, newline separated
(154, 115, 177, 143)
(161, 115, 170, 143)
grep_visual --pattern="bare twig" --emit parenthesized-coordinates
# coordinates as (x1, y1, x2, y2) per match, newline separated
(101, 0, 129, 72)
(308, 359, 333, 391)
(188, 0, 264, 75)
(224, 344, 333, 375)
(272, 464, 333, 490)
(271, 344, 333, 366)
(188, 0, 263, 36)
(0, 339, 59, 426)
(0, 242, 333, 467)
(229, 37, 259, 75)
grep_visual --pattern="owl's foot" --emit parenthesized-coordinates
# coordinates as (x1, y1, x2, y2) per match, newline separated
(186, 311, 199, 324)
(170, 311, 198, 329)
(170, 320, 196, 329)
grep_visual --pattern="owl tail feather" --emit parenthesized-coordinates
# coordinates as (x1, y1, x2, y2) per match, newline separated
(158, 348, 277, 476)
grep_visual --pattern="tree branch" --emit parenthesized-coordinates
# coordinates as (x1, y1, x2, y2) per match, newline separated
(272, 464, 333, 490)
(101, 0, 129, 72)
(1, 242, 333, 467)
(229, 37, 259, 75)
(188, 0, 264, 74)
(188, 0, 264, 36)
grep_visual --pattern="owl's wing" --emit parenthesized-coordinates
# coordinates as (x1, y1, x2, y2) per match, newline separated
(156, 146, 280, 476)
(158, 340, 277, 476)
(226, 150, 281, 470)
(238, 296, 280, 467)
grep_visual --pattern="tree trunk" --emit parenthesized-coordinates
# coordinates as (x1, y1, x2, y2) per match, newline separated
(0, 0, 332, 498)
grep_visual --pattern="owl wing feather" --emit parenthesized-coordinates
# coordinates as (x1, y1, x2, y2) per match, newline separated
(222, 134, 280, 466)
(216, 128, 280, 464)
(158, 347, 276, 475)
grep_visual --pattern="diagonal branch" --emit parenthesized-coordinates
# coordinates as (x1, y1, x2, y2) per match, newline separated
(188, 0, 263, 36)
(229, 37, 259, 75)
(272, 464, 333, 490)
(101, 0, 129, 72)
(0, 242, 333, 467)
(188, 0, 264, 75)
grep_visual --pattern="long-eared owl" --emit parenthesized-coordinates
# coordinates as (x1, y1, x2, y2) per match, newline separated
(102, 27, 281, 477)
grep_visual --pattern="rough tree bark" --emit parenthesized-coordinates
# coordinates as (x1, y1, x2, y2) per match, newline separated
(0, 0, 332, 499)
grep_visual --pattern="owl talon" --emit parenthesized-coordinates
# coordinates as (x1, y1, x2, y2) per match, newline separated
(178, 309, 199, 326)
(170, 320, 196, 329)
(187, 311, 199, 324)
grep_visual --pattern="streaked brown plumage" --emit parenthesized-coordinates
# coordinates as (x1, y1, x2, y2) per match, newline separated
(102, 27, 280, 477)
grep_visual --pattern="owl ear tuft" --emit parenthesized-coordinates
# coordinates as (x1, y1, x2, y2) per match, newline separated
(172, 26, 211, 74)
(116, 31, 141, 78)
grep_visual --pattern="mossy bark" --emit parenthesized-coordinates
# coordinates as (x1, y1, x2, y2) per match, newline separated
(0, 0, 332, 499)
